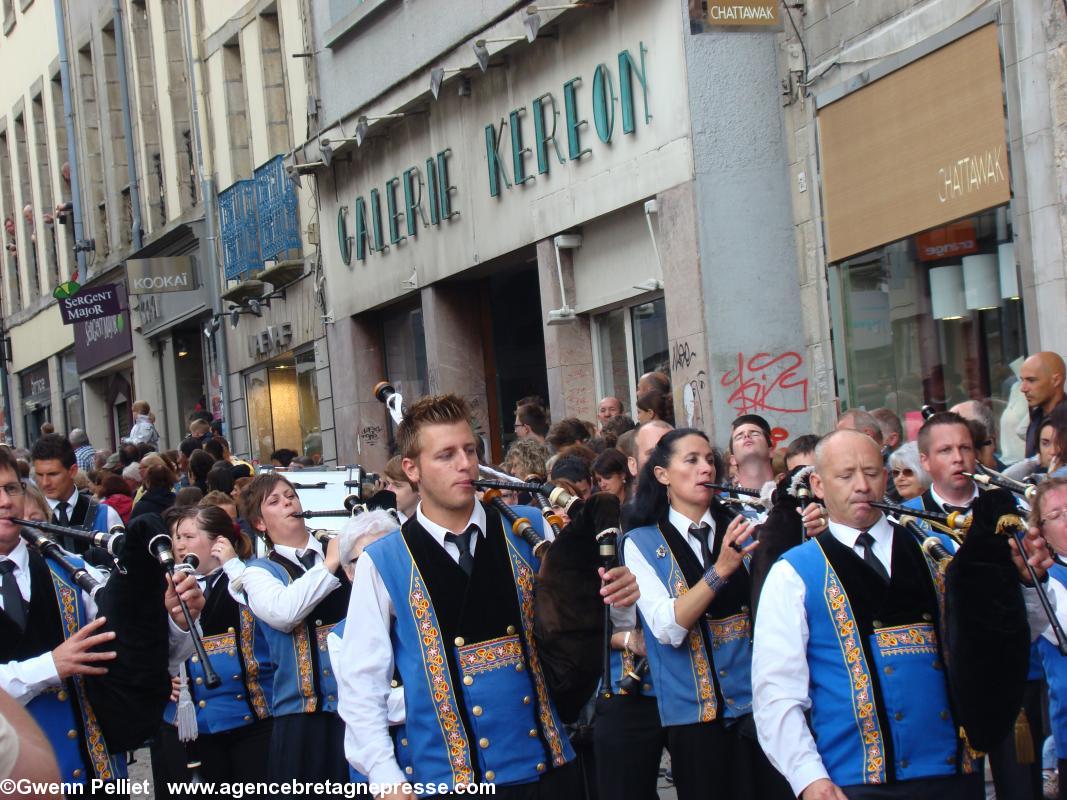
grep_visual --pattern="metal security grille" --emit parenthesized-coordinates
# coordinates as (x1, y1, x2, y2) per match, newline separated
(254, 155, 301, 264)
(218, 179, 260, 280)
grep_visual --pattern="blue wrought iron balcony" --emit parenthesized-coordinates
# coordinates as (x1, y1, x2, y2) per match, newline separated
(218, 155, 302, 281)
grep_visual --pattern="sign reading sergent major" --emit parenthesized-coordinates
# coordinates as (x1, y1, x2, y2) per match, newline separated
(126, 255, 198, 295)
(58, 283, 123, 325)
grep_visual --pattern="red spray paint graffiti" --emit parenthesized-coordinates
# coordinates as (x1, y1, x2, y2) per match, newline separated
(721, 352, 808, 444)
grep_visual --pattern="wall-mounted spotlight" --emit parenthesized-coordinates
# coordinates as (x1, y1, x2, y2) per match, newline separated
(354, 113, 409, 146)
(473, 37, 524, 71)
(430, 66, 464, 99)
(524, 3, 604, 41)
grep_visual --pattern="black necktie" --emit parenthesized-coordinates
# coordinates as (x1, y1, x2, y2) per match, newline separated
(445, 525, 477, 576)
(297, 550, 318, 572)
(54, 501, 70, 526)
(0, 560, 26, 631)
(856, 531, 890, 584)
(689, 522, 713, 569)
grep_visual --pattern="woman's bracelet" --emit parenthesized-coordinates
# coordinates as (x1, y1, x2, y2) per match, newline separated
(702, 565, 728, 594)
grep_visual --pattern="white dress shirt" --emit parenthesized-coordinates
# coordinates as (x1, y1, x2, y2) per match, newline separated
(337, 500, 487, 787)
(236, 534, 342, 634)
(753, 514, 1055, 796)
(0, 539, 196, 705)
(624, 507, 716, 649)
(929, 485, 979, 511)
(47, 487, 123, 531)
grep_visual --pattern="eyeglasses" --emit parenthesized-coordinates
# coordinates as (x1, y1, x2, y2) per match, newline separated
(891, 468, 914, 478)
(1041, 508, 1067, 524)
(0, 482, 25, 497)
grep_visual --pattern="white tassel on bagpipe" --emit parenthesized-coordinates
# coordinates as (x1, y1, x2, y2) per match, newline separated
(176, 661, 198, 743)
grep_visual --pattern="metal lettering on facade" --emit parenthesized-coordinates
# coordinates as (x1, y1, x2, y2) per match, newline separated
(484, 43, 651, 198)
(247, 323, 294, 358)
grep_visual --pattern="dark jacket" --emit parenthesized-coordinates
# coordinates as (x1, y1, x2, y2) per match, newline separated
(130, 487, 176, 520)
(1026, 396, 1067, 457)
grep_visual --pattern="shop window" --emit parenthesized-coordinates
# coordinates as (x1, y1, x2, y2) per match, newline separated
(382, 300, 428, 401)
(60, 350, 83, 433)
(830, 206, 1025, 440)
(244, 348, 322, 465)
(593, 296, 668, 414)
(20, 360, 50, 445)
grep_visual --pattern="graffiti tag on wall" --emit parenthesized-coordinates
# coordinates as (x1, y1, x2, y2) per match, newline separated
(721, 352, 808, 444)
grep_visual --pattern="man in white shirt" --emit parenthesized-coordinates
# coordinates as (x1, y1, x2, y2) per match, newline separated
(753, 429, 1051, 800)
(0, 446, 202, 784)
(31, 434, 122, 557)
(904, 411, 979, 517)
(339, 393, 639, 798)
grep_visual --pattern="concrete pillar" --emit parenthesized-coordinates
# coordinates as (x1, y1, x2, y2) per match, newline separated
(536, 239, 596, 422)
(657, 183, 715, 439)
(420, 283, 492, 440)
(327, 314, 391, 471)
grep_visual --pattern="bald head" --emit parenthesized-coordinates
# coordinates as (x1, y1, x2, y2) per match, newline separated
(629, 420, 673, 477)
(812, 429, 886, 529)
(836, 409, 884, 447)
(1021, 352, 1066, 413)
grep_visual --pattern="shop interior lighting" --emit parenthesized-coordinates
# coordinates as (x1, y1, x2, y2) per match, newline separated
(473, 37, 525, 71)
(176, 339, 189, 358)
(430, 67, 464, 99)
(929, 264, 966, 320)
(998, 241, 1019, 300)
(962, 254, 1000, 311)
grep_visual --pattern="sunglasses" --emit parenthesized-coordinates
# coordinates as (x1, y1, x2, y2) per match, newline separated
(891, 468, 914, 478)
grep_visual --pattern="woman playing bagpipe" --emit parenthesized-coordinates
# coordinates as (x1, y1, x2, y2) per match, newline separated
(622, 428, 792, 800)
(157, 503, 275, 786)
(219, 473, 350, 782)
(0, 444, 202, 789)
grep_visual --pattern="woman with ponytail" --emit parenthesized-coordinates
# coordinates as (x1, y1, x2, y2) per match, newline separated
(623, 428, 790, 800)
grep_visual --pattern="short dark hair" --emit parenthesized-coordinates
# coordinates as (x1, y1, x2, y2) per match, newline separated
(31, 434, 76, 469)
(917, 411, 973, 455)
(144, 461, 177, 491)
(0, 446, 21, 479)
(966, 419, 992, 449)
(592, 448, 628, 478)
(206, 462, 236, 495)
(179, 437, 202, 459)
(636, 391, 674, 426)
(786, 434, 821, 461)
(241, 473, 294, 533)
(204, 438, 226, 461)
(601, 415, 636, 448)
(189, 449, 216, 482)
(271, 448, 297, 467)
(545, 418, 590, 451)
(550, 454, 591, 485)
(516, 404, 550, 438)
(731, 414, 772, 447)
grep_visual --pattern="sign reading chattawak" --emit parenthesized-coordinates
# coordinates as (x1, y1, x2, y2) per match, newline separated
(698, 2, 780, 29)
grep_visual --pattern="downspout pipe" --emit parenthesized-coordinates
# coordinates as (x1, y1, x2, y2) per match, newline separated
(182, 2, 231, 437)
(112, 0, 143, 250)
(54, 0, 87, 275)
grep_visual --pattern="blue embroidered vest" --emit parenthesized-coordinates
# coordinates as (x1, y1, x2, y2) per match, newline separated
(1038, 565, 1067, 758)
(0, 551, 126, 783)
(606, 641, 656, 696)
(247, 553, 349, 717)
(366, 503, 574, 790)
(624, 518, 753, 727)
(165, 573, 274, 734)
(782, 529, 972, 787)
